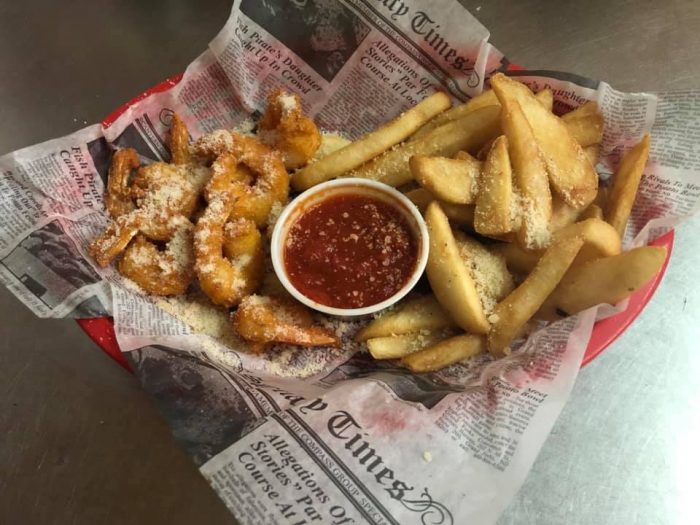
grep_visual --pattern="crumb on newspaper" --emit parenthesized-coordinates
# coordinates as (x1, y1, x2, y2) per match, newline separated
(89, 79, 664, 374)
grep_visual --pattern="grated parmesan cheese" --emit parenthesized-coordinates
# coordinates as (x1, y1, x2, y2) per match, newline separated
(156, 290, 234, 342)
(455, 232, 514, 314)
(520, 196, 551, 249)
(196, 129, 234, 154)
(277, 93, 299, 115)
(183, 165, 211, 193)
(127, 245, 152, 267)
(233, 118, 256, 136)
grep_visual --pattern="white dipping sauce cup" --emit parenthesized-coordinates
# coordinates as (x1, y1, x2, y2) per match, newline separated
(271, 178, 429, 317)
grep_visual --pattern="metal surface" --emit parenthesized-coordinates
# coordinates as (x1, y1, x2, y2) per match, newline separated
(0, 1, 698, 523)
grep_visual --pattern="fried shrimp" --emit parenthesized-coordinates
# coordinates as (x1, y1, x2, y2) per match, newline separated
(105, 148, 140, 219)
(233, 295, 339, 348)
(167, 112, 212, 190)
(194, 195, 265, 307)
(169, 113, 191, 165)
(259, 89, 321, 170)
(117, 219, 194, 296)
(229, 135, 289, 226)
(130, 162, 200, 240)
(89, 162, 202, 266)
(89, 214, 141, 267)
(204, 153, 252, 201)
(194, 148, 281, 306)
(196, 132, 289, 226)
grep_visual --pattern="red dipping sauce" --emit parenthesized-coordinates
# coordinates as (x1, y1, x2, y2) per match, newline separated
(284, 194, 418, 309)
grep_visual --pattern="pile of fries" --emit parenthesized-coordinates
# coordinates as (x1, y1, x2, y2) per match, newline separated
(292, 73, 665, 372)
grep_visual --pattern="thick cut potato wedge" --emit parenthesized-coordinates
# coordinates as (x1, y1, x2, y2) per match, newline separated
(552, 218, 621, 266)
(405, 188, 475, 227)
(491, 73, 598, 209)
(404, 187, 434, 208)
(562, 101, 604, 148)
(454, 231, 515, 314)
(355, 295, 455, 341)
(488, 235, 584, 355)
(367, 330, 454, 360)
(412, 87, 554, 142)
(292, 92, 451, 190)
(500, 96, 552, 249)
(563, 113, 604, 147)
(561, 100, 600, 120)
(410, 153, 481, 204)
(411, 90, 499, 140)
(605, 134, 651, 237)
(537, 246, 666, 320)
(579, 203, 603, 221)
(536, 88, 554, 111)
(402, 334, 485, 372)
(476, 137, 496, 160)
(494, 217, 620, 274)
(550, 195, 583, 232)
(349, 105, 501, 187)
(493, 242, 542, 275)
(474, 135, 515, 235)
(425, 202, 490, 334)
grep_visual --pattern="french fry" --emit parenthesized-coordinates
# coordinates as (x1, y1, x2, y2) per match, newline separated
(425, 202, 490, 334)
(355, 295, 455, 341)
(561, 100, 605, 148)
(500, 96, 552, 249)
(291, 92, 451, 190)
(563, 113, 604, 147)
(454, 150, 476, 161)
(405, 188, 475, 227)
(402, 334, 485, 372)
(537, 246, 667, 320)
(493, 217, 620, 274)
(411, 90, 499, 140)
(491, 73, 598, 209)
(561, 100, 600, 120)
(455, 231, 515, 310)
(410, 153, 481, 204)
(475, 135, 515, 235)
(550, 195, 582, 232)
(605, 134, 651, 237)
(535, 88, 554, 112)
(488, 235, 585, 355)
(552, 218, 621, 265)
(412, 88, 555, 142)
(476, 137, 496, 160)
(579, 203, 603, 221)
(366, 330, 455, 360)
(349, 105, 501, 187)
(404, 187, 432, 206)
(492, 242, 542, 275)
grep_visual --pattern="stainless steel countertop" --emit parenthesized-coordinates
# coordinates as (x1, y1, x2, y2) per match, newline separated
(1, 1, 698, 523)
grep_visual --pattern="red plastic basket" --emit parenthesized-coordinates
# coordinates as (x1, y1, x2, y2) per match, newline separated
(80, 74, 674, 373)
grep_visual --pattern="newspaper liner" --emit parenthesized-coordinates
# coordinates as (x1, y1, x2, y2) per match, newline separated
(0, 1, 698, 523)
